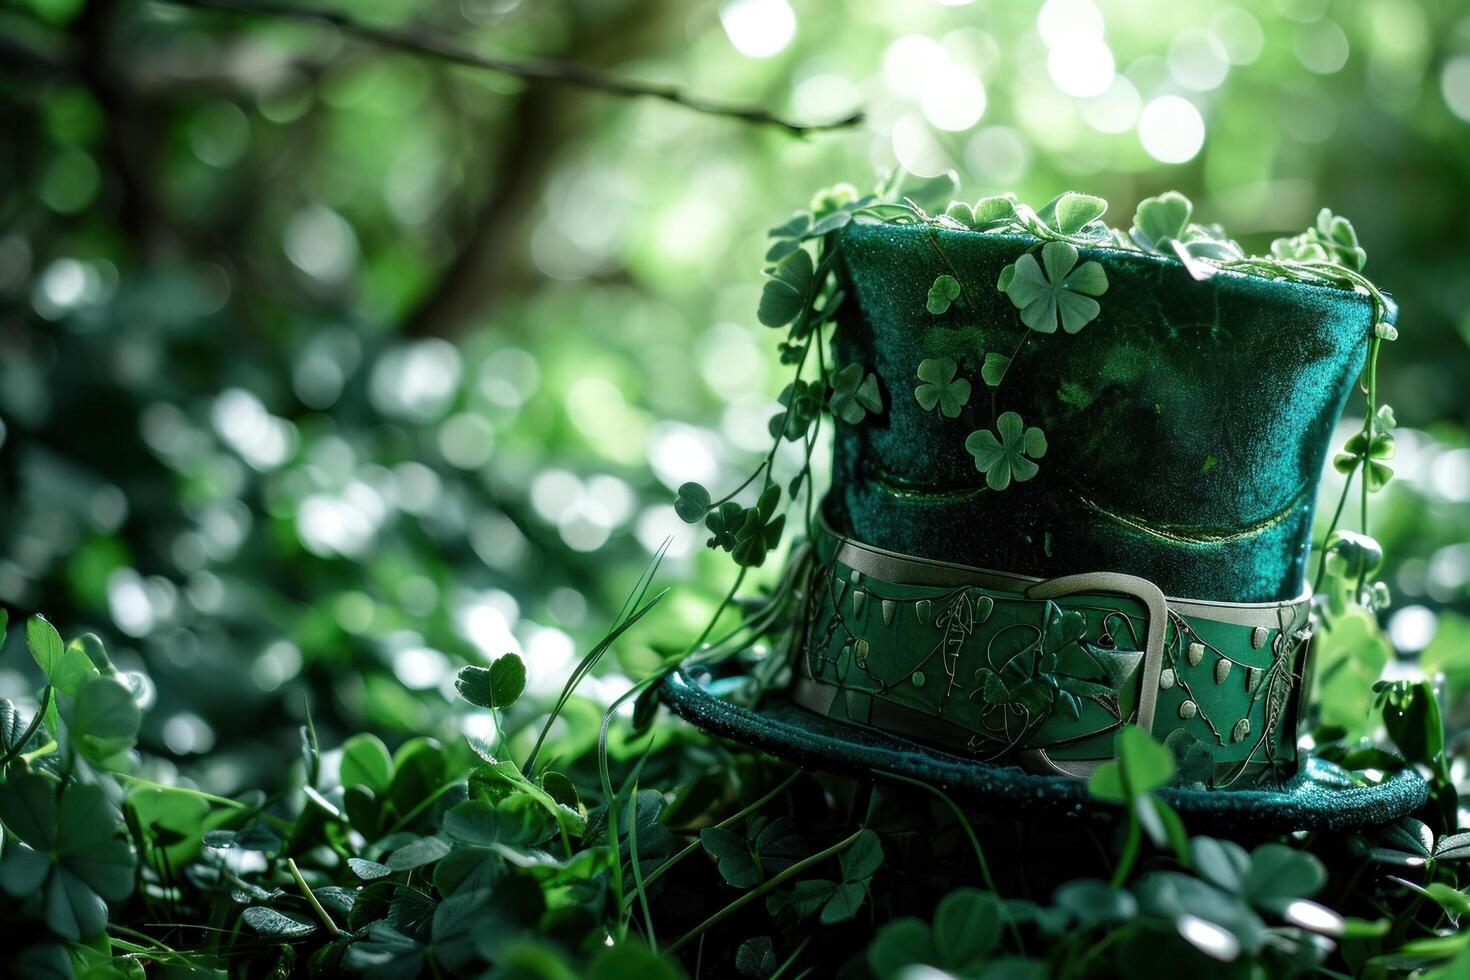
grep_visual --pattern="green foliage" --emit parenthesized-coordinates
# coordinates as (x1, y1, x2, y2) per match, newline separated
(965, 412, 1048, 491)
(828, 363, 882, 425)
(455, 654, 527, 710)
(0, 0, 1465, 971)
(997, 242, 1109, 334)
(913, 357, 972, 418)
(926, 274, 962, 314)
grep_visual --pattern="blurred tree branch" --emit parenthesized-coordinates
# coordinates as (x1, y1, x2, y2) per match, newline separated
(161, 0, 864, 136)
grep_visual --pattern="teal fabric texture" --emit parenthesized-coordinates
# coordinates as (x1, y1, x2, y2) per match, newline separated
(831, 222, 1390, 603)
(660, 663, 1427, 832)
(657, 218, 1424, 830)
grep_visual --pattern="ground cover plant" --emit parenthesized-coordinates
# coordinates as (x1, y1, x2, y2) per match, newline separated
(4, 0, 1470, 977)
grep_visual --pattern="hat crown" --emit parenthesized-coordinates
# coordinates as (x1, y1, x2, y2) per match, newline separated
(830, 221, 1384, 603)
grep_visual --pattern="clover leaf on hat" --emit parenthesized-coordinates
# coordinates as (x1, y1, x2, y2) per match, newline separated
(926, 275, 961, 314)
(965, 412, 1047, 491)
(997, 241, 1108, 334)
(913, 358, 971, 418)
(829, 363, 883, 425)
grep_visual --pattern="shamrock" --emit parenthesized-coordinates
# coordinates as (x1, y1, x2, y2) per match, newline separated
(997, 242, 1108, 334)
(1035, 191, 1108, 237)
(705, 485, 785, 568)
(913, 358, 971, 418)
(926, 275, 961, 314)
(455, 653, 527, 709)
(1314, 207, 1367, 271)
(1130, 191, 1193, 252)
(829, 363, 883, 425)
(974, 602, 1121, 729)
(769, 379, 823, 442)
(757, 248, 814, 328)
(1268, 208, 1365, 270)
(674, 481, 711, 523)
(965, 412, 1047, 491)
(1334, 404, 1395, 491)
(980, 352, 1010, 387)
(0, 772, 135, 940)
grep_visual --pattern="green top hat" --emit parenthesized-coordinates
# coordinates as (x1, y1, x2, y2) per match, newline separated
(662, 189, 1425, 831)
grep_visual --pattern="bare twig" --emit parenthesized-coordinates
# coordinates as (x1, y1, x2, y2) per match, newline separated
(159, 0, 863, 135)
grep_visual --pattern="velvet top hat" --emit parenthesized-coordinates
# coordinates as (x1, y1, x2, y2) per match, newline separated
(661, 190, 1426, 832)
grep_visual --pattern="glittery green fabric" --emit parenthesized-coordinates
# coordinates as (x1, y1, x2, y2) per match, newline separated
(660, 664, 1428, 832)
(831, 223, 1391, 603)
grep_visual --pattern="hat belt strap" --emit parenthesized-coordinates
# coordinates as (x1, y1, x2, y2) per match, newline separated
(788, 526, 1313, 788)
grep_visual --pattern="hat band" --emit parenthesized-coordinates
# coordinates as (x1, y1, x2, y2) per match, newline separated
(787, 517, 1313, 788)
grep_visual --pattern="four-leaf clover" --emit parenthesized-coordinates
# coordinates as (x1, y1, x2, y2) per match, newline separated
(913, 358, 972, 418)
(998, 242, 1108, 334)
(829, 363, 883, 424)
(965, 412, 1047, 490)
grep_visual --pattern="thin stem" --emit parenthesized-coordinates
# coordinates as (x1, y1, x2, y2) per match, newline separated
(287, 857, 341, 937)
(0, 685, 51, 769)
(880, 770, 1026, 954)
(666, 827, 866, 955)
(634, 769, 802, 898)
(161, 0, 862, 135)
(112, 774, 248, 810)
(1312, 462, 1357, 594)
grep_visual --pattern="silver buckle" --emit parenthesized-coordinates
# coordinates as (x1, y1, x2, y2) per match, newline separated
(1019, 572, 1169, 779)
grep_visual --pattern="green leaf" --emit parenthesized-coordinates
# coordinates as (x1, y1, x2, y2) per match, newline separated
(1089, 725, 1175, 801)
(701, 826, 759, 888)
(1435, 832, 1470, 862)
(455, 653, 526, 709)
(344, 921, 425, 977)
(340, 733, 395, 794)
(26, 614, 64, 675)
(1052, 193, 1107, 235)
(1053, 879, 1136, 927)
(1000, 242, 1107, 334)
(839, 829, 883, 882)
(868, 918, 938, 977)
(1245, 843, 1326, 909)
(933, 887, 1002, 969)
(819, 880, 868, 923)
(1424, 883, 1470, 919)
(470, 760, 586, 839)
(1191, 837, 1251, 894)
(943, 201, 976, 228)
(242, 906, 316, 938)
(829, 363, 883, 425)
(926, 275, 961, 314)
(736, 936, 777, 978)
(348, 857, 393, 881)
(758, 248, 814, 327)
(981, 352, 1010, 387)
(68, 675, 141, 766)
(386, 836, 452, 871)
(674, 482, 711, 523)
(965, 412, 1046, 491)
(588, 940, 684, 980)
(489, 653, 527, 706)
(786, 877, 838, 919)
(1132, 191, 1192, 250)
(914, 357, 971, 418)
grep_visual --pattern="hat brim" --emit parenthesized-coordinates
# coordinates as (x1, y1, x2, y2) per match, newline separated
(660, 662, 1427, 834)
